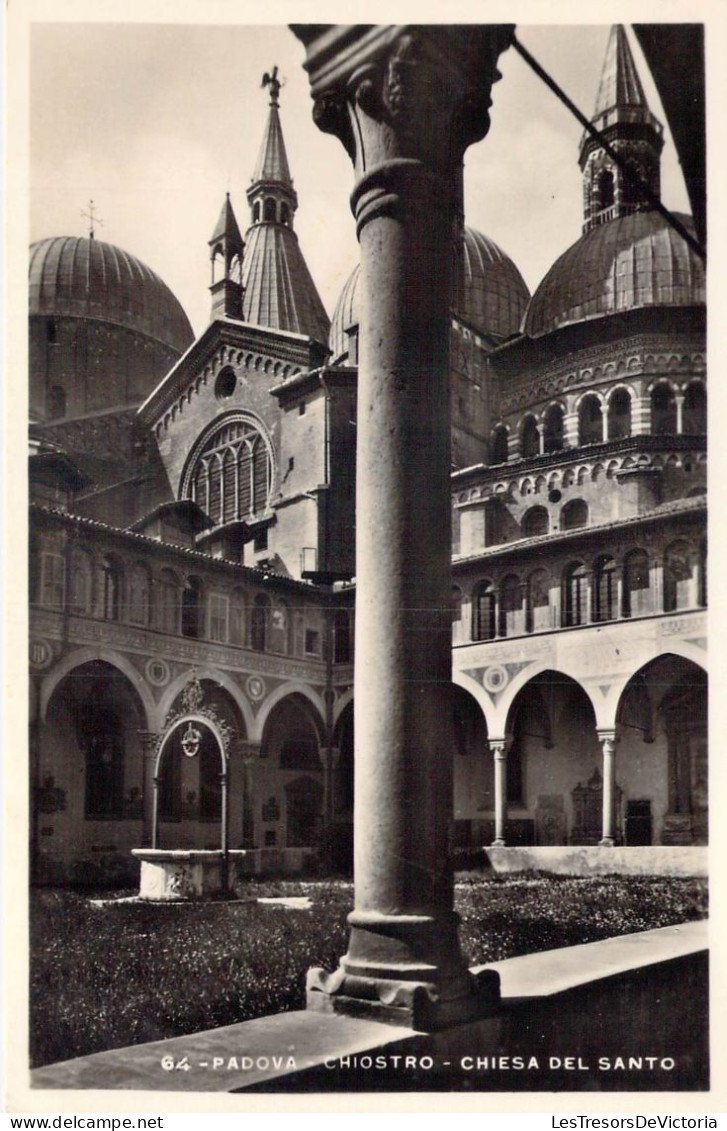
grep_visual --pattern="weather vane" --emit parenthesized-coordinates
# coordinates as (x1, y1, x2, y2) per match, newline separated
(261, 66, 283, 106)
(81, 199, 103, 240)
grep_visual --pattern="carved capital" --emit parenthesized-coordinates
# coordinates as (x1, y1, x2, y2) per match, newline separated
(294, 24, 514, 178)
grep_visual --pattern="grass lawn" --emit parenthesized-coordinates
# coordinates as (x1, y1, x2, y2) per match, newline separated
(30, 873, 707, 1069)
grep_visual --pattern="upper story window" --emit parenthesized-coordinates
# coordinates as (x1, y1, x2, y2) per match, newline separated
(563, 562, 588, 627)
(526, 569, 550, 633)
(473, 580, 496, 642)
(188, 416, 273, 528)
(334, 608, 352, 663)
(41, 551, 66, 609)
(561, 499, 589, 531)
(521, 416, 540, 458)
(208, 592, 229, 644)
(579, 395, 603, 445)
(251, 594, 270, 652)
(157, 569, 180, 635)
(69, 548, 93, 613)
(663, 541, 693, 613)
(651, 383, 677, 435)
(263, 197, 276, 222)
(128, 563, 151, 626)
(491, 425, 509, 465)
(683, 383, 706, 435)
(594, 555, 617, 623)
(607, 389, 632, 440)
(181, 576, 203, 639)
(543, 405, 565, 453)
(623, 549, 651, 617)
(102, 556, 123, 621)
(522, 506, 549, 538)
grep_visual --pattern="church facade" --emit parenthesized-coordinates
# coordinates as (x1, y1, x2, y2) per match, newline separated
(28, 27, 706, 885)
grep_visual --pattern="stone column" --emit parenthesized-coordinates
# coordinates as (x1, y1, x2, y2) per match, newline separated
(239, 741, 261, 849)
(139, 731, 159, 847)
(294, 23, 512, 1029)
(490, 738, 510, 846)
(598, 730, 617, 846)
(675, 392, 685, 435)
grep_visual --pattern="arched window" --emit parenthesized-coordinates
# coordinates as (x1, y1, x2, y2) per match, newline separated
(280, 202, 290, 225)
(561, 499, 588, 530)
(69, 548, 93, 613)
(128, 563, 151, 626)
(499, 574, 522, 637)
(189, 417, 272, 526)
(623, 549, 651, 617)
(181, 576, 203, 639)
(521, 416, 540, 458)
(543, 405, 565, 453)
(608, 389, 631, 440)
(251, 594, 270, 652)
(230, 588, 246, 645)
(651, 383, 677, 435)
(157, 569, 180, 634)
(472, 580, 496, 642)
(598, 169, 615, 210)
(526, 569, 550, 633)
(491, 426, 509, 465)
(578, 395, 603, 445)
(683, 383, 706, 435)
(334, 609, 352, 663)
(663, 541, 693, 612)
(263, 197, 276, 222)
(594, 555, 617, 622)
(102, 556, 123, 621)
(563, 562, 588, 627)
(271, 599, 290, 654)
(208, 592, 229, 643)
(522, 506, 549, 538)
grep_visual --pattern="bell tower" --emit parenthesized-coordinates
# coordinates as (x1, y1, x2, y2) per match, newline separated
(580, 25, 664, 233)
(208, 193, 244, 321)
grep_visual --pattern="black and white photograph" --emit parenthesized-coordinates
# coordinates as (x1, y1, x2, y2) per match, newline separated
(6, 3, 719, 1111)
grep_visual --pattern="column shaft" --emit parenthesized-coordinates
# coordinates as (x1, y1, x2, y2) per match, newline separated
(599, 731, 617, 846)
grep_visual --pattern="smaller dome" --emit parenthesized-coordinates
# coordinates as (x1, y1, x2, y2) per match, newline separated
(329, 226, 530, 361)
(29, 236, 194, 354)
(524, 211, 705, 338)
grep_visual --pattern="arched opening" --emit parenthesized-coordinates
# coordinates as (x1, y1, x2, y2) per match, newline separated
(280, 201, 290, 225)
(506, 671, 601, 845)
(451, 685, 491, 849)
(561, 499, 588, 531)
(651, 383, 677, 435)
(563, 561, 588, 627)
(522, 506, 548, 538)
(101, 555, 123, 622)
(472, 579, 496, 641)
(543, 405, 565, 453)
(253, 202, 260, 223)
(331, 702, 354, 872)
(263, 197, 276, 222)
(578, 394, 603, 445)
(608, 388, 632, 440)
(616, 656, 707, 845)
(262, 695, 324, 849)
(598, 169, 615, 210)
(491, 425, 509, 465)
(683, 383, 706, 435)
(521, 415, 540, 458)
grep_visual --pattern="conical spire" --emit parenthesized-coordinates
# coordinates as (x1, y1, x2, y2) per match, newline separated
(592, 25, 648, 118)
(242, 71, 330, 346)
(251, 68, 293, 187)
(580, 25, 664, 233)
(208, 193, 244, 321)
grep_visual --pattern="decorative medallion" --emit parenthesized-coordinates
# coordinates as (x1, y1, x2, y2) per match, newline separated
(246, 675, 265, 702)
(483, 665, 509, 694)
(145, 658, 170, 687)
(30, 639, 52, 670)
(181, 722, 203, 759)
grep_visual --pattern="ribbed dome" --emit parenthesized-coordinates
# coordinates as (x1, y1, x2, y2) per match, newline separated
(329, 226, 530, 361)
(524, 211, 705, 338)
(29, 236, 194, 354)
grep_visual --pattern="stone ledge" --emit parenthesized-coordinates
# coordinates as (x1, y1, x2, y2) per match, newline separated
(484, 845, 708, 877)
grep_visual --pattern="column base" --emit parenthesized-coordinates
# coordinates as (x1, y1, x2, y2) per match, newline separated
(599, 837, 616, 847)
(491, 837, 506, 847)
(306, 910, 500, 1031)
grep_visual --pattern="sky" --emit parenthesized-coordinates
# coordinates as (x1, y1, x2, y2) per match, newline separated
(29, 22, 692, 339)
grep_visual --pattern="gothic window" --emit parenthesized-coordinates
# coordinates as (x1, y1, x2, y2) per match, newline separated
(157, 569, 180, 634)
(608, 389, 632, 440)
(521, 416, 540, 458)
(334, 609, 352, 663)
(102, 556, 123, 621)
(190, 417, 272, 527)
(563, 562, 588, 627)
(181, 576, 203, 639)
(208, 592, 229, 643)
(594, 555, 617, 622)
(128, 563, 151, 626)
(69, 548, 93, 613)
(263, 197, 276, 222)
(651, 383, 677, 435)
(41, 551, 66, 609)
(526, 569, 550, 633)
(251, 594, 270, 652)
(663, 541, 693, 613)
(522, 506, 549, 538)
(499, 574, 522, 638)
(561, 499, 588, 531)
(543, 405, 565, 453)
(491, 425, 509, 465)
(683, 383, 706, 435)
(623, 549, 651, 617)
(473, 580, 496, 642)
(578, 395, 603, 445)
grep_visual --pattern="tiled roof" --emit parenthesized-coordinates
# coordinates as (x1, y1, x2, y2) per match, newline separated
(242, 223, 330, 346)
